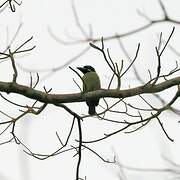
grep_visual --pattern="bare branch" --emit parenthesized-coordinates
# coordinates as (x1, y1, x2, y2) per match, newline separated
(9, 49, 18, 82)
(120, 43, 140, 78)
(23, 115, 75, 160)
(82, 145, 116, 163)
(157, 116, 174, 142)
(0, 0, 22, 12)
(159, 26, 175, 56)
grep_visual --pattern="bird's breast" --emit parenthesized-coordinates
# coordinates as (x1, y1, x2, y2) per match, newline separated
(83, 72, 101, 92)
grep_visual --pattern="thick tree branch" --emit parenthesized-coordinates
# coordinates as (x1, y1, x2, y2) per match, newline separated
(0, 76, 179, 104)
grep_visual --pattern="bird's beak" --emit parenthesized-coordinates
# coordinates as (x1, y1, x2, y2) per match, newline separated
(77, 67, 85, 73)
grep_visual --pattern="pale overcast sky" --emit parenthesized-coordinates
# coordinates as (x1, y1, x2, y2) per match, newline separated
(0, 0, 179, 180)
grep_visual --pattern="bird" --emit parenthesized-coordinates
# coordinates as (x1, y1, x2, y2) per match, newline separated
(77, 65, 101, 115)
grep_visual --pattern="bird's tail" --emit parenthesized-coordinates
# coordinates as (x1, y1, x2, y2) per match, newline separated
(88, 106, 96, 115)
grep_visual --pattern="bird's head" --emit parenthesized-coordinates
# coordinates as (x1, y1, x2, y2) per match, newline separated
(77, 65, 95, 74)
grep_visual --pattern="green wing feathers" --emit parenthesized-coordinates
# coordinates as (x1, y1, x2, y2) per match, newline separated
(82, 72, 101, 92)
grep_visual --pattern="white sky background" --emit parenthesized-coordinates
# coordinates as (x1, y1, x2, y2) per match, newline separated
(0, 0, 180, 180)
